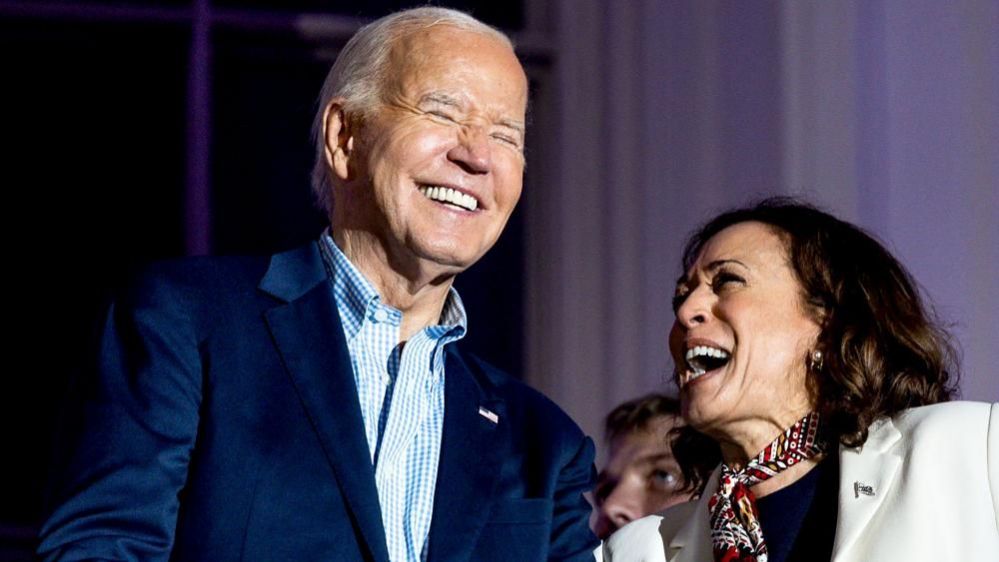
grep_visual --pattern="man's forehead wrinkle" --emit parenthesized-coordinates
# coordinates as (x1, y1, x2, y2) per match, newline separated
(420, 92, 463, 107)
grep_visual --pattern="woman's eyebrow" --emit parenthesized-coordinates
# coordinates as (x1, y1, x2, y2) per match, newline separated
(676, 258, 749, 286)
(704, 259, 748, 272)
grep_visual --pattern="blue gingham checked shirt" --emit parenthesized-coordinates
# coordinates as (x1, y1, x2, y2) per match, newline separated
(319, 232, 467, 562)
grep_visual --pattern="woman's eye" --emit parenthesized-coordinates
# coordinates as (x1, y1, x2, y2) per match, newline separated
(711, 272, 744, 292)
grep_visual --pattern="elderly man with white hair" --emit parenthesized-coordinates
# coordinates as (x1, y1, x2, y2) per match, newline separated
(38, 8, 599, 561)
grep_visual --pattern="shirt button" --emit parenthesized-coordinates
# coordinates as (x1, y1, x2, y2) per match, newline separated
(373, 309, 388, 323)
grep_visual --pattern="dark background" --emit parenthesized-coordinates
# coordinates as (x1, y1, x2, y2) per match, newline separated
(1, 1, 532, 556)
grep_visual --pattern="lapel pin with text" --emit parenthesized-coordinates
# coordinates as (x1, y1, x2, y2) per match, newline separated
(853, 481, 875, 498)
(478, 406, 499, 424)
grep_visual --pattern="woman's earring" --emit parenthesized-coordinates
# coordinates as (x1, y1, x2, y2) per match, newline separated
(809, 349, 824, 372)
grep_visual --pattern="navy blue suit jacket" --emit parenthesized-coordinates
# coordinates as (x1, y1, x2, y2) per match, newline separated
(38, 242, 599, 561)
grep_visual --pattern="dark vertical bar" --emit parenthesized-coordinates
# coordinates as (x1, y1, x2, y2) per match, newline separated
(185, 0, 212, 255)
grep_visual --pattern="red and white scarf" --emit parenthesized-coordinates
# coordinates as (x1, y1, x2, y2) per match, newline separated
(708, 412, 826, 562)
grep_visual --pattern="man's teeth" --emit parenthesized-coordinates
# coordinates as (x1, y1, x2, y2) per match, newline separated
(684, 346, 731, 378)
(419, 186, 478, 211)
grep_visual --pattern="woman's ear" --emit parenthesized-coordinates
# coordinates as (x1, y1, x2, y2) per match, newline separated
(322, 99, 355, 182)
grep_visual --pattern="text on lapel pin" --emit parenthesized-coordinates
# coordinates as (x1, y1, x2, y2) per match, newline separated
(853, 481, 875, 498)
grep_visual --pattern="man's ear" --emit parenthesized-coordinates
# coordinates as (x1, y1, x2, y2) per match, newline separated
(322, 99, 356, 182)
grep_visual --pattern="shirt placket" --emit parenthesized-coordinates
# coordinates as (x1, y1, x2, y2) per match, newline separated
(320, 233, 463, 562)
(354, 315, 390, 463)
(379, 333, 439, 560)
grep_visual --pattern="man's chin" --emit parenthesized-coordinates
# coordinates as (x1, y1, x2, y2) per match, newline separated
(418, 252, 480, 280)
(409, 239, 492, 274)
(391, 246, 483, 284)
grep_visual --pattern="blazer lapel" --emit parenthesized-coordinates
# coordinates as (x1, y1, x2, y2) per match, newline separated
(832, 417, 902, 562)
(662, 418, 904, 562)
(260, 244, 390, 562)
(665, 467, 718, 562)
(425, 350, 506, 560)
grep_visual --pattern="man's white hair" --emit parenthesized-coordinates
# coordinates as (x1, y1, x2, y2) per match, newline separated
(310, 7, 515, 214)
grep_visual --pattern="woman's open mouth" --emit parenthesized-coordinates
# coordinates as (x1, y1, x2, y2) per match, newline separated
(681, 345, 731, 386)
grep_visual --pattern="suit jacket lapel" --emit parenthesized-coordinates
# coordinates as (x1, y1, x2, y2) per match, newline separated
(425, 350, 506, 560)
(832, 417, 902, 562)
(260, 243, 390, 562)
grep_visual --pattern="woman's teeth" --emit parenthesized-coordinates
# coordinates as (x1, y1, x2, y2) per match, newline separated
(684, 346, 731, 381)
(419, 186, 478, 211)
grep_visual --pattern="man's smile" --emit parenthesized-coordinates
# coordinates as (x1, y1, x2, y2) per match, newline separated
(418, 185, 480, 212)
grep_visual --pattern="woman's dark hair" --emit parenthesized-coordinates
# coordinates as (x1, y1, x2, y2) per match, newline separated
(680, 196, 958, 447)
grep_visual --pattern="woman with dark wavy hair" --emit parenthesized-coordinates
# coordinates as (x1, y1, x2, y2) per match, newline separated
(600, 197, 998, 562)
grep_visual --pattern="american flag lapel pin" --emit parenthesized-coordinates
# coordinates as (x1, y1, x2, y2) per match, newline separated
(478, 406, 499, 424)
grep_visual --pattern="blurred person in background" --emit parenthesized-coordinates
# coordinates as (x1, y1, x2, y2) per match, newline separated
(591, 393, 719, 539)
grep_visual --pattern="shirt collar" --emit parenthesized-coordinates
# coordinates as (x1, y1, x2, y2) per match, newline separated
(433, 289, 468, 343)
(318, 230, 468, 342)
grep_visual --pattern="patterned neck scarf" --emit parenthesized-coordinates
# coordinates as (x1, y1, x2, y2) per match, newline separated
(708, 412, 826, 562)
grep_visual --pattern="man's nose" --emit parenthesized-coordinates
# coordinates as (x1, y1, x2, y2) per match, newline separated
(447, 125, 491, 174)
(595, 485, 642, 538)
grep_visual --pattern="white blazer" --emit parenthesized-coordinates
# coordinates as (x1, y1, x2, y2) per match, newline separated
(599, 401, 999, 562)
